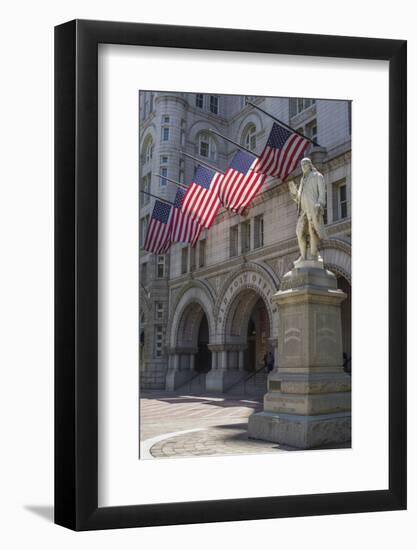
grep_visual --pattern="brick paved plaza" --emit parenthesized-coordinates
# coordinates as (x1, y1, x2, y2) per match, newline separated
(140, 391, 301, 459)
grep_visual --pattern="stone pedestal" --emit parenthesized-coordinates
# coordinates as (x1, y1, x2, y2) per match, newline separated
(248, 257, 351, 449)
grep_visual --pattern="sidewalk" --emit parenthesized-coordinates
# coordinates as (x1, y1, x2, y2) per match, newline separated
(139, 391, 296, 459)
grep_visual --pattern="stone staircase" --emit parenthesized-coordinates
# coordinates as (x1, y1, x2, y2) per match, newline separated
(226, 370, 268, 397)
(175, 372, 206, 394)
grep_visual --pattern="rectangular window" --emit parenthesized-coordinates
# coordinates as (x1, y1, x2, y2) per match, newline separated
(161, 155, 168, 164)
(332, 180, 348, 222)
(160, 166, 168, 187)
(162, 115, 170, 124)
(199, 139, 209, 158)
(254, 215, 264, 249)
(190, 246, 196, 272)
(181, 247, 188, 274)
(306, 119, 317, 142)
(196, 94, 204, 108)
(155, 325, 164, 358)
(241, 220, 251, 254)
(180, 119, 186, 146)
(230, 226, 238, 257)
(294, 98, 316, 115)
(162, 126, 169, 141)
(140, 262, 147, 286)
(141, 173, 151, 205)
(179, 159, 185, 183)
(209, 95, 219, 114)
(289, 98, 297, 117)
(338, 183, 348, 219)
(199, 239, 206, 268)
(140, 216, 149, 248)
(156, 255, 165, 278)
(155, 302, 164, 321)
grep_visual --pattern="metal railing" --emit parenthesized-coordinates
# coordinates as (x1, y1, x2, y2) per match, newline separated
(176, 371, 205, 394)
(224, 365, 268, 395)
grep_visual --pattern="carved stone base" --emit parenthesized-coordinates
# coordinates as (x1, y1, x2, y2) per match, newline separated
(247, 259, 351, 449)
(248, 411, 351, 449)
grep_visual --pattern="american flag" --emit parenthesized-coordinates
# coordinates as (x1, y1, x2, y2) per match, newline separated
(170, 189, 202, 246)
(219, 150, 266, 214)
(143, 200, 172, 254)
(181, 166, 223, 229)
(253, 122, 310, 180)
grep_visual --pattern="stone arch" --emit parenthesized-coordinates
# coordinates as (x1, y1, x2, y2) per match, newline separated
(321, 238, 351, 284)
(237, 112, 264, 153)
(166, 282, 216, 390)
(169, 281, 216, 349)
(321, 239, 352, 364)
(225, 288, 270, 345)
(236, 112, 263, 137)
(140, 127, 156, 165)
(214, 262, 280, 344)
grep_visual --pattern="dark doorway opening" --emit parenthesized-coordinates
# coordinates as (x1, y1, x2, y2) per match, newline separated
(195, 314, 211, 373)
(243, 298, 270, 372)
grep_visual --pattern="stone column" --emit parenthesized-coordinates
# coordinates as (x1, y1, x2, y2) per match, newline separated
(211, 350, 218, 370)
(248, 258, 351, 449)
(238, 350, 245, 371)
(165, 348, 197, 391)
(220, 350, 228, 370)
(206, 345, 246, 393)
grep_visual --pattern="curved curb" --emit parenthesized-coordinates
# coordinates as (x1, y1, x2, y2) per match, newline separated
(140, 428, 205, 459)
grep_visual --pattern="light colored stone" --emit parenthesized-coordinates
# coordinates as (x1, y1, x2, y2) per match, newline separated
(205, 370, 245, 393)
(248, 241, 351, 449)
(248, 411, 351, 449)
(263, 390, 351, 415)
(139, 93, 352, 391)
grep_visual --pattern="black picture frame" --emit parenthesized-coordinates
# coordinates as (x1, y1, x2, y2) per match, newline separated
(55, 19, 407, 531)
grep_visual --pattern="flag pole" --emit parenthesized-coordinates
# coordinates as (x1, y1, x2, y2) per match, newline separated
(180, 150, 225, 174)
(208, 128, 255, 156)
(152, 173, 188, 190)
(246, 100, 321, 147)
(140, 190, 175, 206)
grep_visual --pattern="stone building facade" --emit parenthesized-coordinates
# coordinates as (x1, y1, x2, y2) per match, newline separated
(139, 92, 352, 391)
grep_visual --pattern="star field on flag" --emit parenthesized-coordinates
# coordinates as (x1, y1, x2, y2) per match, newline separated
(143, 200, 172, 254)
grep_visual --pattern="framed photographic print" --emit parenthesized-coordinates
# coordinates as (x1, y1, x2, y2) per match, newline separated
(55, 20, 407, 530)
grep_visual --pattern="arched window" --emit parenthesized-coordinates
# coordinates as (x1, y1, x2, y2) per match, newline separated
(142, 135, 154, 164)
(241, 123, 257, 152)
(198, 132, 217, 161)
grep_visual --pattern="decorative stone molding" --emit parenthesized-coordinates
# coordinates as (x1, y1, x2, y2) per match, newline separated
(214, 262, 280, 343)
(168, 281, 216, 349)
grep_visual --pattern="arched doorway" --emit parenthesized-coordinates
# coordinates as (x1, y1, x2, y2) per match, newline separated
(166, 299, 214, 391)
(194, 314, 211, 373)
(205, 288, 273, 394)
(337, 275, 352, 374)
(244, 297, 270, 372)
